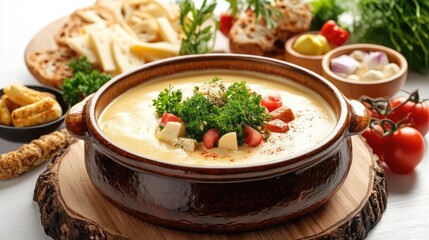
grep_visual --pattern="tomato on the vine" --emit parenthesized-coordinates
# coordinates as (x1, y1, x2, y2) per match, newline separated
(320, 20, 349, 47)
(383, 127, 426, 174)
(388, 96, 429, 136)
(362, 124, 385, 160)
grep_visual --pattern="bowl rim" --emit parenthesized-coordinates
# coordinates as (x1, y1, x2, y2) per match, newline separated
(0, 84, 68, 130)
(85, 53, 351, 181)
(321, 43, 408, 85)
(285, 31, 325, 60)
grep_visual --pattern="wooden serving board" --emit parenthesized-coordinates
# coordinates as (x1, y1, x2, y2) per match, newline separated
(33, 136, 387, 240)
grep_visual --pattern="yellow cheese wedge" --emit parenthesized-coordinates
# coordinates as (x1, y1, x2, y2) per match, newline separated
(218, 132, 238, 151)
(156, 17, 179, 44)
(66, 34, 99, 64)
(130, 41, 179, 62)
(88, 27, 116, 72)
(111, 24, 145, 72)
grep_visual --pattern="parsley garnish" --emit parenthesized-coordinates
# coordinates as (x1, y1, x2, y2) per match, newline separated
(152, 85, 182, 116)
(152, 78, 270, 143)
(62, 56, 111, 106)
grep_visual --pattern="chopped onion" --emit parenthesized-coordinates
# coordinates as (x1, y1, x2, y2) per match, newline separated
(364, 51, 389, 70)
(349, 50, 367, 62)
(330, 55, 360, 75)
(346, 74, 360, 81)
(361, 70, 385, 81)
(383, 63, 400, 77)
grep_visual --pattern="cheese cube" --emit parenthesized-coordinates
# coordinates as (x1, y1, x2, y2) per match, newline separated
(157, 122, 185, 144)
(173, 138, 198, 152)
(218, 132, 238, 151)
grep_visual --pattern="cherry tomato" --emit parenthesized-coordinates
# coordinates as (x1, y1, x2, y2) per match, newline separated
(243, 125, 263, 147)
(261, 93, 282, 112)
(388, 97, 429, 136)
(160, 113, 182, 127)
(203, 128, 219, 149)
(320, 20, 349, 47)
(219, 13, 235, 36)
(383, 127, 426, 174)
(361, 124, 385, 160)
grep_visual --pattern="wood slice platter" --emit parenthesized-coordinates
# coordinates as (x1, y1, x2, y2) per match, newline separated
(33, 136, 387, 240)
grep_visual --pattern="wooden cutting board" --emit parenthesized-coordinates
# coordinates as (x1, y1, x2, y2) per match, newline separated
(33, 136, 387, 240)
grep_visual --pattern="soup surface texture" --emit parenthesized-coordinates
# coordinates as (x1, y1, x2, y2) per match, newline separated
(98, 71, 337, 166)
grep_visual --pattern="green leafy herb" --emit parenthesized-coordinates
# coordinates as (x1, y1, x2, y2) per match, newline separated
(310, 0, 345, 30)
(178, 0, 218, 55)
(226, 0, 282, 29)
(153, 78, 270, 143)
(62, 56, 111, 106)
(152, 85, 183, 116)
(351, 0, 429, 73)
(179, 93, 218, 141)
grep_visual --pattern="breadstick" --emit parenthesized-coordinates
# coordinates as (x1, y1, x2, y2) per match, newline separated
(0, 129, 75, 179)
(0, 99, 12, 126)
(11, 97, 62, 127)
(1, 95, 20, 111)
(3, 83, 45, 106)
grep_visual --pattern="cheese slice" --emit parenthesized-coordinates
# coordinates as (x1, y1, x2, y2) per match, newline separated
(156, 17, 179, 44)
(66, 34, 99, 64)
(111, 24, 145, 72)
(88, 27, 116, 72)
(130, 41, 179, 62)
(77, 9, 108, 23)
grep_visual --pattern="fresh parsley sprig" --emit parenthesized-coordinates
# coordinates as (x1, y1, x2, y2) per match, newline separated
(178, 0, 218, 55)
(152, 78, 270, 143)
(62, 56, 111, 106)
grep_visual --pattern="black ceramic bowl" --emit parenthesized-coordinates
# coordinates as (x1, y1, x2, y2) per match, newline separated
(0, 85, 69, 142)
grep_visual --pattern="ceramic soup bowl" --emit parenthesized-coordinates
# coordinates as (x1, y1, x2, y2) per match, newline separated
(65, 54, 370, 233)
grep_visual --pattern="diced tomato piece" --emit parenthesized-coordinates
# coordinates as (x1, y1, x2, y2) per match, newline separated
(243, 125, 263, 147)
(203, 128, 219, 149)
(270, 106, 295, 122)
(219, 12, 235, 36)
(261, 92, 282, 112)
(160, 113, 182, 127)
(265, 119, 290, 133)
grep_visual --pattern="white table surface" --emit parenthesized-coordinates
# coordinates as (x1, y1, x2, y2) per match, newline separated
(1, 1, 429, 239)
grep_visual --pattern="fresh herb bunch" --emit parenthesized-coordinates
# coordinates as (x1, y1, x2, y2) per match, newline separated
(152, 79, 270, 143)
(178, 0, 218, 55)
(152, 85, 183, 116)
(352, 0, 429, 73)
(62, 56, 111, 106)
(310, 0, 345, 30)
(226, 0, 282, 29)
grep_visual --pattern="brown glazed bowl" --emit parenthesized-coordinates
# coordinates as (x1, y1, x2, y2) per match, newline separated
(322, 44, 408, 99)
(65, 54, 370, 233)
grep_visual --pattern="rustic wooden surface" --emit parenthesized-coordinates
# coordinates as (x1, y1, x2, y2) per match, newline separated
(33, 136, 387, 240)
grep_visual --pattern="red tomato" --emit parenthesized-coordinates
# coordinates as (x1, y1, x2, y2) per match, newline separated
(361, 125, 385, 160)
(261, 93, 282, 112)
(320, 20, 349, 46)
(388, 97, 429, 136)
(160, 113, 182, 127)
(243, 125, 263, 147)
(383, 127, 426, 174)
(203, 128, 219, 149)
(320, 20, 336, 37)
(219, 13, 235, 36)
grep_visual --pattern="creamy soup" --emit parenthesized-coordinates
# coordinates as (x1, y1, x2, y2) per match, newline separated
(98, 70, 337, 166)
